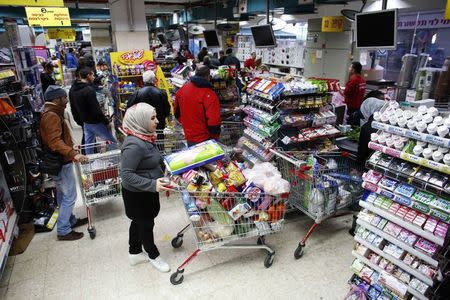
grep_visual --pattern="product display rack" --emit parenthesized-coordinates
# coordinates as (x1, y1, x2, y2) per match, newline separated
(349, 106, 450, 300)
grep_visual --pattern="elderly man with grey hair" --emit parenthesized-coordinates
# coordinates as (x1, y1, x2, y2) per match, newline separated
(126, 70, 170, 130)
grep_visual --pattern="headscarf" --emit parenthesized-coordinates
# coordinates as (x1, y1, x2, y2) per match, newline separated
(122, 102, 157, 143)
(360, 98, 385, 126)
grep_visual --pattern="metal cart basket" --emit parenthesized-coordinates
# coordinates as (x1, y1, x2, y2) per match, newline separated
(276, 151, 365, 259)
(169, 189, 288, 285)
(74, 141, 122, 239)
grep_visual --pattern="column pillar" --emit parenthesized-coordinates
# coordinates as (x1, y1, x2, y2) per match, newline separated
(109, 0, 149, 51)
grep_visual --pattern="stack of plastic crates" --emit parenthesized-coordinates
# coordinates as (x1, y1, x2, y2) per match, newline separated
(169, 186, 288, 285)
(74, 142, 121, 239)
(276, 151, 365, 259)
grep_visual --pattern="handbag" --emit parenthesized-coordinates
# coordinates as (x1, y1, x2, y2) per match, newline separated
(39, 113, 66, 176)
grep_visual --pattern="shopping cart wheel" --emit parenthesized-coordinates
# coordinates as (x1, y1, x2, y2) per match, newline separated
(264, 253, 275, 268)
(170, 270, 184, 285)
(294, 245, 304, 259)
(171, 236, 183, 248)
(88, 226, 96, 239)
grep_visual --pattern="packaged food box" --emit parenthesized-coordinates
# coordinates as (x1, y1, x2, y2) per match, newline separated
(412, 213, 428, 228)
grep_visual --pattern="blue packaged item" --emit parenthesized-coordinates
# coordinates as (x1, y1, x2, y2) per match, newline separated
(379, 177, 398, 191)
(394, 183, 416, 198)
(363, 191, 378, 204)
(182, 191, 201, 221)
(329, 172, 363, 184)
(393, 194, 412, 207)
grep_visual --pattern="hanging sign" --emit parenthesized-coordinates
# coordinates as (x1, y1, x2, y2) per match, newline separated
(25, 7, 71, 27)
(0, 0, 64, 6)
(398, 12, 450, 29)
(321, 16, 344, 32)
(445, 1, 450, 20)
(47, 28, 76, 41)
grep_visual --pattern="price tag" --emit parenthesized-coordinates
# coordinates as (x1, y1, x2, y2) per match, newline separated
(321, 16, 345, 32)
(385, 147, 401, 158)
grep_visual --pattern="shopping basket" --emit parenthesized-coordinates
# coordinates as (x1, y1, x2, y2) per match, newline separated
(74, 141, 122, 239)
(169, 189, 288, 285)
(275, 151, 365, 259)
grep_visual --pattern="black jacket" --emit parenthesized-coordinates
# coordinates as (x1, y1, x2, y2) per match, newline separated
(126, 85, 171, 130)
(40, 73, 56, 94)
(69, 80, 109, 125)
(357, 116, 377, 164)
(224, 55, 241, 71)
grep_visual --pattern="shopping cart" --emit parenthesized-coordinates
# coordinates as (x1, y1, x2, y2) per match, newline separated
(155, 125, 188, 156)
(74, 141, 122, 239)
(220, 121, 244, 147)
(276, 151, 365, 259)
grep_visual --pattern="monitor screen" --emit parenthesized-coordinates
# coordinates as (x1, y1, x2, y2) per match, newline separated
(250, 25, 277, 48)
(356, 9, 397, 49)
(156, 33, 167, 45)
(203, 30, 220, 47)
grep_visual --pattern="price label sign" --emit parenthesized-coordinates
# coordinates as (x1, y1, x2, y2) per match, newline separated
(321, 16, 345, 32)
(0, 0, 64, 6)
(47, 28, 75, 41)
(446, 0, 450, 20)
(25, 7, 71, 27)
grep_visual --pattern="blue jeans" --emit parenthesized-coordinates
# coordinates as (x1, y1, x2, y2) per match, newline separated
(84, 123, 118, 155)
(52, 163, 77, 236)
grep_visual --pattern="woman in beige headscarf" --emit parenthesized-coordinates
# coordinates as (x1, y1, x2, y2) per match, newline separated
(120, 102, 171, 273)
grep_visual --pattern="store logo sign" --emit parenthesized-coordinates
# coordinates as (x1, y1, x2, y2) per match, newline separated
(119, 50, 145, 64)
(0, 0, 64, 6)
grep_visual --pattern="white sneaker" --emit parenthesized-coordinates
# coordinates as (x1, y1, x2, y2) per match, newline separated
(128, 253, 148, 266)
(149, 256, 171, 273)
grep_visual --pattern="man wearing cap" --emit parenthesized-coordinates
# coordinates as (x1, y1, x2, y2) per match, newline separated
(40, 85, 89, 241)
(126, 70, 170, 131)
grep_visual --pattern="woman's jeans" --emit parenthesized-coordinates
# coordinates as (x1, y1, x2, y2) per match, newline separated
(83, 122, 118, 154)
(51, 163, 78, 236)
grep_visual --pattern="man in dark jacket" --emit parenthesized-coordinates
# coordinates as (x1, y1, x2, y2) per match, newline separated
(70, 67, 117, 154)
(174, 65, 221, 145)
(126, 70, 170, 130)
(197, 47, 208, 62)
(223, 48, 241, 71)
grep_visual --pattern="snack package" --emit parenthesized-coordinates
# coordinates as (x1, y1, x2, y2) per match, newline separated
(225, 161, 247, 188)
(363, 170, 383, 184)
(164, 140, 225, 175)
(268, 203, 285, 222)
(394, 183, 416, 198)
(434, 221, 449, 238)
(418, 263, 437, 278)
(412, 191, 436, 206)
(373, 236, 384, 248)
(379, 177, 398, 191)
(242, 182, 264, 207)
(404, 209, 418, 223)
(398, 229, 418, 246)
(383, 222, 403, 237)
(414, 237, 439, 256)
(424, 217, 438, 233)
(378, 258, 389, 269)
(403, 253, 416, 266)
(228, 203, 252, 221)
(395, 206, 409, 219)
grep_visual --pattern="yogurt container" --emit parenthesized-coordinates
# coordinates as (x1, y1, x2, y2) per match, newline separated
(394, 141, 404, 150)
(416, 121, 427, 133)
(381, 114, 389, 123)
(413, 114, 423, 122)
(407, 120, 416, 130)
(386, 138, 395, 148)
(413, 145, 424, 156)
(416, 141, 427, 147)
(427, 123, 438, 135)
(437, 125, 449, 138)
(389, 116, 398, 126)
(423, 148, 433, 159)
(428, 107, 439, 117)
(432, 151, 443, 162)
(395, 109, 404, 118)
(389, 101, 400, 109)
(444, 154, 450, 165)
(397, 117, 407, 128)
(423, 114, 434, 124)
(418, 105, 428, 115)
(438, 146, 449, 154)
(428, 144, 438, 151)
(433, 116, 444, 126)
(403, 110, 413, 120)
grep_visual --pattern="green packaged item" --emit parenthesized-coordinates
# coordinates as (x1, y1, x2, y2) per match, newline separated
(412, 201, 431, 214)
(206, 197, 234, 226)
(377, 219, 388, 230)
(412, 191, 436, 206)
(429, 208, 450, 223)
(381, 198, 394, 210)
(374, 196, 385, 207)
(430, 197, 450, 214)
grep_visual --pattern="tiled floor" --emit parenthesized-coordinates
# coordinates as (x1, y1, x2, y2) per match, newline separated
(0, 113, 356, 300)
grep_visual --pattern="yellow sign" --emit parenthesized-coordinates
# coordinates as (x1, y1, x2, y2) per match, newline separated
(0, 0, 64, 6)
(110, 50, 174, 115)
(25, 7, 71, 27)
(322, 16, 345, 32)
(47, 28, 75, 41)
(446, 0, 450, 20)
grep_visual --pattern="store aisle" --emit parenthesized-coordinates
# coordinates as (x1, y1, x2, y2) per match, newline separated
(0, 195, 356, 300)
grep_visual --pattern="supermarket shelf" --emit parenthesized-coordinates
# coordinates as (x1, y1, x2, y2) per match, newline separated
(368, 142, 450, 175)
(351, 251, 428, 300)
(359, 200, 445, 246)
(21, 64, 39, 71)
(362, 180, 449, 223)
(356, 219, 438, 267)
(0, 63, 15, 67)
(241, 142, 272, 162)
(247, 89, 278, 101)
(366, 161, 449, 199)
(354, 235, 434, 286)
(373, 121, 450, 148)
(0, 212, 17, 277)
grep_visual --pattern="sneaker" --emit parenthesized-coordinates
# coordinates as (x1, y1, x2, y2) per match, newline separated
(149, 256, 170, 273)
(57, 230, 84, 241)
(128, 253, 148, 266)
(72, 218, 88, 228)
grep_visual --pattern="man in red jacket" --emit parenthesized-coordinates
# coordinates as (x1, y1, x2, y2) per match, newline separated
(174, 65, 221, 145)
(343, 61, 366, 121)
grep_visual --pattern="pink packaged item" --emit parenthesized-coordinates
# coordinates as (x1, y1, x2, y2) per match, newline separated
(379, 258, 389, 269)
(413, 213, 428, 228)
(389, 203, 401, 214)
(434, 221, 449, 238)
(403, 253, 416, 265)
(396, 206, 409, 218)
(415, 237, 439, 256)
(404, 209, 418, 223)
(398, 229, 418, 246)
(424, 217, 439, 233)
(363, 170, 383, 184)
(384, 222, 403, 237)
(418, 263, 437, 278)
